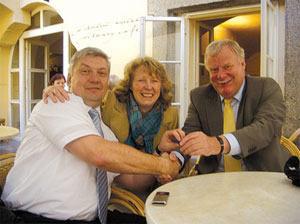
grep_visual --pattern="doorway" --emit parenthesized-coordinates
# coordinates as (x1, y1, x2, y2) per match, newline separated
(10, 7, 75, 137)
(26, 32, 63, 111)
(195, 13, 261, 87)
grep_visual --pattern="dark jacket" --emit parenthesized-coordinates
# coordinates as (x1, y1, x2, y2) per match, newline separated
(183, 75, 290, 174)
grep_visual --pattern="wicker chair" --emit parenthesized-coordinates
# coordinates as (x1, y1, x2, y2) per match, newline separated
(109, 185, 145, 216)
(188, 155, 201, 177)
(0, 153, 145, 216)
(0, 153, 16, 190)
(280, 136, 300, 159)
(289, 128, 300, 143)
(0, 118, 5, 126)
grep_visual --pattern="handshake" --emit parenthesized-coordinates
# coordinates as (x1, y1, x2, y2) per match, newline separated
(156, 128, 227, 183)
(159, 129, 227, 157)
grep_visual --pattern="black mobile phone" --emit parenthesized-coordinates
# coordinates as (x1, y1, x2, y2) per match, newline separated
(152, 191, 170, 205)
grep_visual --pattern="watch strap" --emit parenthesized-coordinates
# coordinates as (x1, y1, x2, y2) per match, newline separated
(216, 136, 224, 154)
(155, 145, 162, 155)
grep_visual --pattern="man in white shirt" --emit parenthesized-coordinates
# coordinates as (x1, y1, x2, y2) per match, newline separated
(1, 47, 181, 223)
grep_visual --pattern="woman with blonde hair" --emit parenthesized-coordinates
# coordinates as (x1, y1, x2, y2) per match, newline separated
(100, 57, 179, 196)
(102, 57, 177, 154)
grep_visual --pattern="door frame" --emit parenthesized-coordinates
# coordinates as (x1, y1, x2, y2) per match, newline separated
(183, 1, 285, 91)
(16, 23, 70, 137)
(25, 39, 49, 116)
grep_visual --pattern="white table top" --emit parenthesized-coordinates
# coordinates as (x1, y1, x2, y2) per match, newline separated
(0, 126, 20, 140)
(145, 172, 300, 224)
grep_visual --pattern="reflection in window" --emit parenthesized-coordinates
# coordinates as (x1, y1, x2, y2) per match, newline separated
(31, 45, 45, 69)
(146, 21, 181, 62)
(43, 10, 63, 26)
(199, 27, 211, 86)
(12, 42, 19, 68)
(28, 12, 40, 30)
(11, 104, 20, 129)
(31, 72, 45, 100)
(164, 63, 180, 103)
(26, 10, 63, 30)
(11, 72, 19, 100)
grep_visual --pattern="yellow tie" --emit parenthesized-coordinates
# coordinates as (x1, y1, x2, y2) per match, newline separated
(223, 98, 242, 172)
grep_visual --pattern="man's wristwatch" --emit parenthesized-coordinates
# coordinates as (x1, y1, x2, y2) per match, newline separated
(155, 145, 162, 155)
(216, 136, 224, 154)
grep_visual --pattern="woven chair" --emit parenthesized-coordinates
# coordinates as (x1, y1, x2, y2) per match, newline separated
(289, 128, 300, 143)
(0, 118, 5, 126)
(0, 153, 145, 216)
(0, 153, 16, 190)
(280, 136, 300, 159)
(109, 185, 145, 216)
(188, 155, 201, 177)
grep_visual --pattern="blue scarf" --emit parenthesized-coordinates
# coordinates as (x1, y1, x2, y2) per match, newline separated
(125, 93, 163, 154)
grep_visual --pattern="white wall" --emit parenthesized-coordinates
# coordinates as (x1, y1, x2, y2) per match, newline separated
(50, 0, 147, 78)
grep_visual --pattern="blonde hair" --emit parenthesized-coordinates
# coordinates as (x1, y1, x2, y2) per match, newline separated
(114, 57, 173, 110)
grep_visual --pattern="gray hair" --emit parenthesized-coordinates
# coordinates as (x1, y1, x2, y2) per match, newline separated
(69, 47, 111, 74)
(204, 39, 245, 70)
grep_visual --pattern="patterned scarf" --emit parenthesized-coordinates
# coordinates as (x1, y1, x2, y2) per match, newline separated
(125, 93, 163, 154)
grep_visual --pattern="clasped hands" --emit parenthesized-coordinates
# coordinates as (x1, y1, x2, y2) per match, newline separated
(159, 129, 223, 156)
(156, 130, 227, 183)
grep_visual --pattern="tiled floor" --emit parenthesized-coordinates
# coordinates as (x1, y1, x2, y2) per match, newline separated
(0, 139, 20, 155)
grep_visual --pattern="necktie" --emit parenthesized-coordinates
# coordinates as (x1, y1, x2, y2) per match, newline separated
(223, 98, 242, 172)
(88, 108, 108, 224)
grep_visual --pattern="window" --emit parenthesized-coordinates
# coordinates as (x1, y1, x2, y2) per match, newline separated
(140, 17, 186, 127)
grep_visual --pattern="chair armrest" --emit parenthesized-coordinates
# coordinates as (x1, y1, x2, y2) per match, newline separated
(109, 185, 145, 216)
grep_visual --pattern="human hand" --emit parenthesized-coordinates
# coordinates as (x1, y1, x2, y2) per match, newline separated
(156, 152, 179, 184)
(42, 85, 70, 104)
(179, 131, 220, 156)
(156, 174, 172, 184)
(161, 151, 181, 179)
(158, 129, 185, 153)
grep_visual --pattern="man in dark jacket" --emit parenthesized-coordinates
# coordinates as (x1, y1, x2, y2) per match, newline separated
(180, 39, 289, 174)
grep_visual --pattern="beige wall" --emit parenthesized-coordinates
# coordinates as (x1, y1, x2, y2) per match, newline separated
(0, 1, 30, 125)
(0, 47, 10, 123)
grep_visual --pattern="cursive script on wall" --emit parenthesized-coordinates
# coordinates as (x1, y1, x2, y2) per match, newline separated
(70, 18, 139, 45)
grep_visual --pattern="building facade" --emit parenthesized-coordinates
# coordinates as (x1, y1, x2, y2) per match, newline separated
(0, 0, 299, 147)
(146, 0, 300, 147)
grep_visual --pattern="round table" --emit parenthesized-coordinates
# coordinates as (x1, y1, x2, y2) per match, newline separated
(145, 172, 300, 224)
(0, 126, 20, 141)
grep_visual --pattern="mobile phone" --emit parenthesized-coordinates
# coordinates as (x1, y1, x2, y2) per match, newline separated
(152, 191, 170, 205)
